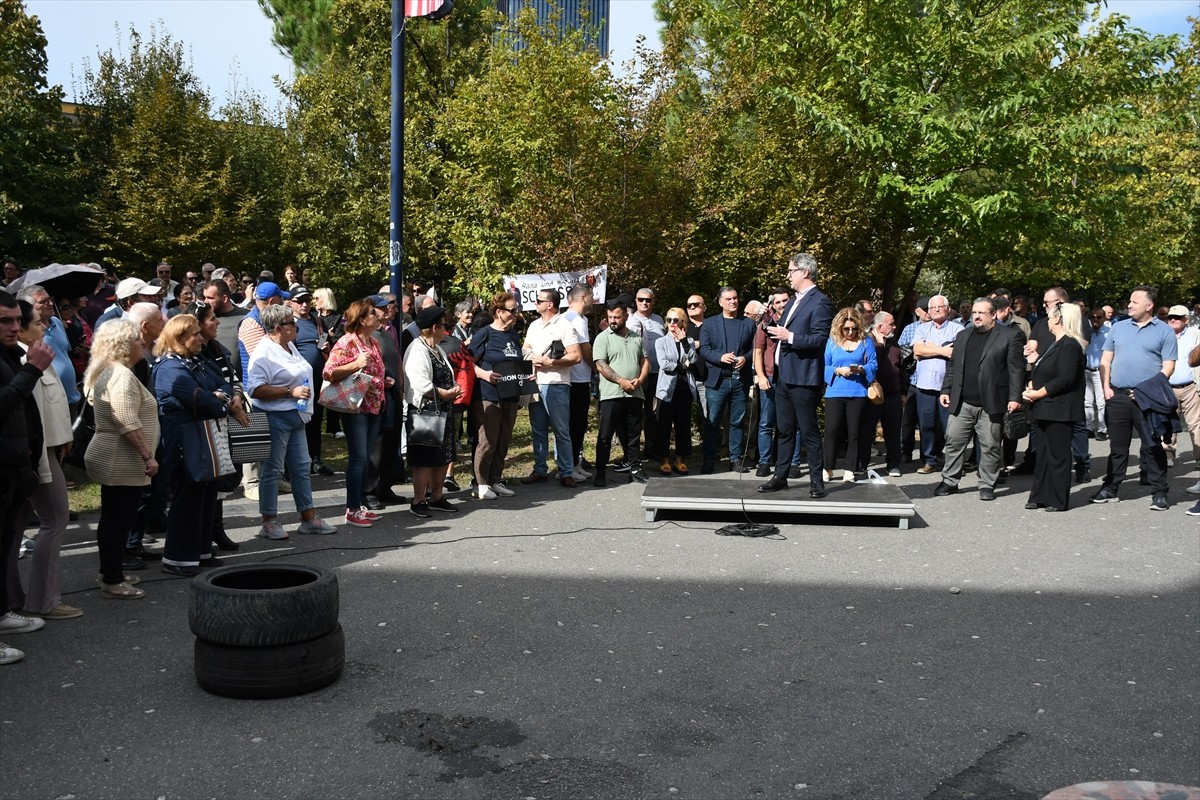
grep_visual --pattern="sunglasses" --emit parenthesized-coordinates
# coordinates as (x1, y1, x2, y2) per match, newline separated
(842, 325, 858, 331)
(666, 317, 684, 324)
(687, 302, 702, 308)
(637, 297, 653, 303)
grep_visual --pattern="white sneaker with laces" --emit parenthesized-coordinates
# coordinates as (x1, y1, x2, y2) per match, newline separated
(0, 612, 45, 635)
(1187, 480, 1200, 495)
(492, 482, 515, 497)
(843, 469, 855, 483)
(256, 520, 288, 540)
(0, 642, 24, 665)
(572, 468, 592, 481)
(297, 517, 338, 535)
(477, 485, 497, 500)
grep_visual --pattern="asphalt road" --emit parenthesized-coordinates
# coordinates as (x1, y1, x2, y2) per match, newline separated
(2, 446, 1197, 800)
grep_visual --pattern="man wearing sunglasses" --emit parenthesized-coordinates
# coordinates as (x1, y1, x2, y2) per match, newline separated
(521, 288, 582, 487)
(626, 288, 665, 455)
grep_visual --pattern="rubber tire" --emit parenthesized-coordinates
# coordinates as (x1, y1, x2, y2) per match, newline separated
(194, 624, 345, 699)
(189, 563, 338, 647)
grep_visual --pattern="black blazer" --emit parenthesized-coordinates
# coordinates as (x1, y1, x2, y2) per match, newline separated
(1028, 336, 1085, 423)
(939, 324, 1024, 416)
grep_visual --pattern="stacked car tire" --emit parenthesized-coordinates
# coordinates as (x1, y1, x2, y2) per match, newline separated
(190, 564, 344, 699)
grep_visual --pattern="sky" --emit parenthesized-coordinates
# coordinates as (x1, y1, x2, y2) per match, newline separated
(26, 0, 1198, 109)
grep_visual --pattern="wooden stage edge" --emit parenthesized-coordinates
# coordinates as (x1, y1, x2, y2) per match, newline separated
(639, 474, 916, 529)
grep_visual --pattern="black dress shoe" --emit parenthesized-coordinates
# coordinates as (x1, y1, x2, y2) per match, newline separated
(212, 530, 239, 551)
(1024, 501, 1040, 510)
(757, 477, 788, 493)
(1010, 461, 1035, 475)
(593, 472, 607, 487)
(122, 554, 146, 571)
(198, 556, 223, 568)
(161, 563, 200, 578)
(311, 459, 335, 477)
(788, 465, 804, 479)
(1095, 432, 1108, 441)
(809, 483, 826, 498)
(1075, 468, 1091, 484)
(730, 463, 750, 474)
(377, 491, 406, 505)
(755, 464, 772, 477)
(363, 495, 385, 511)
(979, 486, 995, 501)
(934, 482, 958, 496)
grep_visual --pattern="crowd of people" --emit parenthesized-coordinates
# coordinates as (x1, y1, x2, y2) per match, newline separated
(0, 253, 1197, 667)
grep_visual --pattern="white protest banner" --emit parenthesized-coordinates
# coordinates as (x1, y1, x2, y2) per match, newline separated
(502, 265, 607, 311)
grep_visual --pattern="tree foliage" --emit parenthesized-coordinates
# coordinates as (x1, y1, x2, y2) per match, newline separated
(73, 28, 286, 275)
(0, 0, 82, 265)
(656, 0, 1196, 307)
(259, 0, 337, 72)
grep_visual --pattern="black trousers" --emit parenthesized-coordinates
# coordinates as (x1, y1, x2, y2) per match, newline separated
(596, 397, 643, 473)
(641, 372, 659, 455)
(650, 387, 694, 461)
(860, 392, 902, 471)
(1028, 419, 1073, 510)
(569, 382, 591, 466)
(774, 382, 824, 482)
(1104, 390, 1168, 494)
(164, 477, 219, 565)
(0, 473, 35, 609)
(824, 396, 865, 474)
(98, 484, 141, 584)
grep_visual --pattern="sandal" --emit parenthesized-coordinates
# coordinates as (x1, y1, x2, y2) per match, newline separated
(99, 582, 145, 600)
(674, 460, 689, 475)
(96, 573, 141, 586)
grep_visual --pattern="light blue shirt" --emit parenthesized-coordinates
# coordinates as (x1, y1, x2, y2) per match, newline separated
(1104, 317, 1177, 389)
(44, 317, 80, 403)
(912, 319, 964, 391)
(1085, 322, 1109, 370)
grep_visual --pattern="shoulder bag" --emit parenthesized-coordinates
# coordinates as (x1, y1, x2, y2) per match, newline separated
(318, 337, 372, 414)
(228, 408, 273, 464)
(409, 343, 450, 448)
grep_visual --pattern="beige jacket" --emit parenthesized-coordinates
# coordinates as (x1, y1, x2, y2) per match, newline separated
(84, 364, 160, 487)
(20, 344, 73, 484)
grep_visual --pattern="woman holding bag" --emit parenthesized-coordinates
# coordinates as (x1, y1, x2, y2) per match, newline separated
(322, 299, 387, 528)
(152, 315, 233, 577)
(404, 306, 462, 518)
(468, 292, 523, 500)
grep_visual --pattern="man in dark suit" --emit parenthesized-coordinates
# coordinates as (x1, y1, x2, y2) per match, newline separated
(759, 253, 835, 497)
(699, 286, 756, 473)
(933, 298, 1025, 501)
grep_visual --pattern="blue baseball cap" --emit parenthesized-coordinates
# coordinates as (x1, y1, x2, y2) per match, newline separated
(255, 281, 290, 301)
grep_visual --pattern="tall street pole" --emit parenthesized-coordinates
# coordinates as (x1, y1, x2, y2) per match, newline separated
(389, 0, 405, 300)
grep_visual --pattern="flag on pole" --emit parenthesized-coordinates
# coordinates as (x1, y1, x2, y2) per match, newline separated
(404, 0, 447, 16)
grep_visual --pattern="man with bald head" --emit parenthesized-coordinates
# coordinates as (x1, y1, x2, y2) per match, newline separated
(911, 295, 964, 474)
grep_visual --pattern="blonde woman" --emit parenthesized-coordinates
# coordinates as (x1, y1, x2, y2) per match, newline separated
(1022, 302, 1086, 511)
(84, 319, 159, 599)
(823, 308, 877, 482)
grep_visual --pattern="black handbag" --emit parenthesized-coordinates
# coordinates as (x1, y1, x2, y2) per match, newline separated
(1003, 406, 1030, 440)
(228, 410, 272, 463)
(64, 401, 94, 469)
(409, 400, 448, 448)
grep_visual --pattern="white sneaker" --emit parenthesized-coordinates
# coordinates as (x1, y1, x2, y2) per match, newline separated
(843, 469, 855, 483)
(573, 465, 593, 479)
(822, 469, 833, 482)
(18, 538, 34, 559)
(1187, 480, 1200, 495)
(477, 485, 497, 500)
(256, 520, 288, 541)
(296, 517, 337, 535)
(0, 642, 24, 665)
(280, 480, 292, 494)
(333, 431, 346, 439)
(492, 482, 515, 497)
(0, 612, 45, 635)
(243, 485, 260, 501)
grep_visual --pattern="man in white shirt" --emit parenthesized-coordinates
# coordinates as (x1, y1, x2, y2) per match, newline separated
(1164, 305, 1200, 473)
(562, 284, 595, 480)
(521, 288, 582, 487)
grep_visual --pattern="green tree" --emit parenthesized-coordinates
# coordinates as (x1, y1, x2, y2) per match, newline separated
(259, 0, 337, 72)
(656, 0, 1190, 308)
(0, 0, 82, 265)
(74, 27, 286, 275)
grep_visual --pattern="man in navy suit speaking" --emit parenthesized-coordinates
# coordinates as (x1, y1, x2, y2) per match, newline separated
(759, 253, 835, 497)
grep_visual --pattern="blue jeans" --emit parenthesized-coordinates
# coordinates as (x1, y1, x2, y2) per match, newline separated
(704, 373, 749, 463)
(915, 388, 950, 466)
(342, 411, 382, 510)
(262, 410, 313, 517)
(529, 382, 574, 478)
(757, 377, 803, 467)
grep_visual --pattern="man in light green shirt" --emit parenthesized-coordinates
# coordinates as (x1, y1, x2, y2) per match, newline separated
(592, 300, 650, 486)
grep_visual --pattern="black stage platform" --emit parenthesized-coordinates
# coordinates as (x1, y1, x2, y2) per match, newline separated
(639, 474, 916, 528)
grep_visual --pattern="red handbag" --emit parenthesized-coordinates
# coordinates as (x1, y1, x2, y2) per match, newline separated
(448, 348, 476, 407)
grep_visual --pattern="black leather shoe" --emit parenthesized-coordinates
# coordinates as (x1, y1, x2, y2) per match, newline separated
(809, 482, 826, 498)
(755, 464, 772, 477)
(730, 463, 750, 474)
(788, 465, 803, 479)
(758, 477, 788, 493)
(629, 469, 649, 484)
(212, 530, 239, 551)
(377, 491, 406, 505)
(1075, 468, 1091, 484)
(593, 472, 607, 487)
(934, 482, 958, 496)
(311, 459, 335, 477)
(1010, 461, 1035, 475)
(122, 554, 146, 571)
(161, 563, 200, 578)
(1025, 501, 1040, 510)
(979, 486, 995, 501)
(198, 556, 223, 568)
(363, 495, 385, 511)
